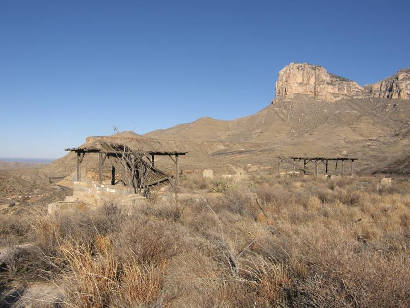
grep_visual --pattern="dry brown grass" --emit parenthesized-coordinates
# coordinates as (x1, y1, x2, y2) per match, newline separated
(58, 239, 164, 307)
(181, 173, 210, 190)
(1, 175, 409, 307)
(0, 214, 32, 246)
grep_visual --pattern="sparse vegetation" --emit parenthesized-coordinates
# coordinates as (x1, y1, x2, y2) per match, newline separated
(1, 175, 409, 307)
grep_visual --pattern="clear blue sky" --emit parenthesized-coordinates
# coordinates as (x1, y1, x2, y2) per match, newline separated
(1, 0, 409, 159)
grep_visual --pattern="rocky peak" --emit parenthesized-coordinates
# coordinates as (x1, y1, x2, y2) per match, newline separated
(365, 68, 410, 100)
(275, 63, 410, 102)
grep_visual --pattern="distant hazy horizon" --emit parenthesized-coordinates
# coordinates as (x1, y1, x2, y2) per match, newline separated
(0, 157, 55, 163)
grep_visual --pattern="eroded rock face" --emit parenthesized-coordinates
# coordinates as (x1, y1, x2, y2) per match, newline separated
(275, 63, 364, 102)
(275, 63, 410, 102)
(365, 68, 410, 100)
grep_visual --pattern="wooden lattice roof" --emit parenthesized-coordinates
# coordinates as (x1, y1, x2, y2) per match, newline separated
(66, 141, 187, 156)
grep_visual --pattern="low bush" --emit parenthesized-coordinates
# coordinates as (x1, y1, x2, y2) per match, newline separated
(1, 175, 409, 307)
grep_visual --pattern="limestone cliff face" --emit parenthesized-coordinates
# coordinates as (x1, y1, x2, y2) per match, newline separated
(275, 63, 410, 102)
(365, 68, 410, 100)
(275, 63, 364, 102)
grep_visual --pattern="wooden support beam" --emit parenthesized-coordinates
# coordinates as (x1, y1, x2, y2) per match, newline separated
(272, 156, 357, 177)
(148, 176, 173, 187)
(175, 154, 179, 186)
(76, 152, 81, 181)
(351, 160, 354, 176)
(111, 165, 115, 185)
(151, 154, 155, 167)
(98, 153, 103, 184)
(168, 154, 176, 163)
(136, 165, 141, 189)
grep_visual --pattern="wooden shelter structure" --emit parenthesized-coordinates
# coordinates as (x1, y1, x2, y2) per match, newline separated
(277, 156, 358, 177)
(66, 141, 187, 193)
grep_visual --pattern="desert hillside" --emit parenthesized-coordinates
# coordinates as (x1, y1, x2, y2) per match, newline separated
(0, 160, 48, 170)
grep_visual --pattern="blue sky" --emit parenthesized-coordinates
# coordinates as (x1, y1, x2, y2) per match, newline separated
(1, 0, 409, 159)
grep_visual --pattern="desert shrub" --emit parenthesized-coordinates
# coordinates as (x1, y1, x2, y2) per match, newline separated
(29, 205, 184, 307)
(183, 173, 210, 190)
(255, 183, 295, 208)
(315, 187, 335, 203)
(162, 250, 228, 306)
(373, 180, 410, 195)
(0, 214, 32, 246)
(31, 203, 125, 257)
(240, 257, 291, 306)
(146, 188, 160, 204)
(209, 179, 232, 193)
(335, 189, 361, 206)
(222, 189, 251, 215)
(290, 238, 410, 307)
(330, 176, 355, 188)
(140, 199, 183, 222)
(59, 239, 164, 307)
(255, 183, 277, 204)
(114, 216, 183, 266)
(1, 175, 409, 307)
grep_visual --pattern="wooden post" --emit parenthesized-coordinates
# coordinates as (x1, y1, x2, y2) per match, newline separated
(138, 164, 144, 189)
(175, 154, 179, 186)
(292, 159, 296, 172)
(314, 160, 318, 177)
(351, 160, 354, 176)
(136, 164, 141, 189)
(111, 165, 115, 185)
(151, 154, 155, 167)
(277, 158, 281, 175)
(341, 160, 345, 176)
(98, 153, 103, 184)
(76, 152, 81, 181)
(335, 160, 338, 174)
(325, 160, 329, 174)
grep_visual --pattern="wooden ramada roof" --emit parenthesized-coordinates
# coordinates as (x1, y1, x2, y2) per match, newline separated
(66, 140, 187, 156)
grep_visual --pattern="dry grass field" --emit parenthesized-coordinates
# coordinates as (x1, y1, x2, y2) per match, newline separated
(0, 174, 409, 307)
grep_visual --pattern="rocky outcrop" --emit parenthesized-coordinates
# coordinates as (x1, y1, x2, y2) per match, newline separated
(365, 68, 410, 100)
(275, 63, 365, 102)
(275, 63, 410, 102)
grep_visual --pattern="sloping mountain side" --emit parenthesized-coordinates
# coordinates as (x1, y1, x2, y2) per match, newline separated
(146, 97, 409, 143)
(145, 97, 409, 173)
(369, 154, 410, 175)
(47, 63, 410, 176)
(44, 131, 265, 176)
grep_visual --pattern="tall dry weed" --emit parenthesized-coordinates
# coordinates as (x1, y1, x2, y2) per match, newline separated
(1, 176, 409, 307)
